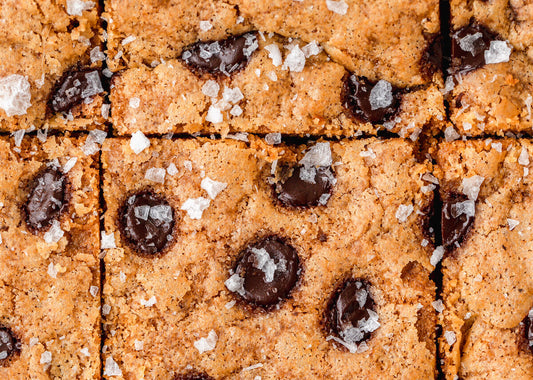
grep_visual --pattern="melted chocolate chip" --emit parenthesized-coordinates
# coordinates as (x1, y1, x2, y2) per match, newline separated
(0, 327, 18, 362)
(275, 166, 335, 208)
(229, 236, 300, 307)
(119, 191, 175, 255)
(524, 309, 533, 354)
(421, 35, 443, 78)
(49, 68, 104, 113)
(343, 74, 402, 124)
(182, 33, 258, 75)
(25, 166, 66, 231)
(174, 373, 214, 380)
(450, 22, 500, 74)
(441, 193, 475, 252)
(326, 279, 378, 346)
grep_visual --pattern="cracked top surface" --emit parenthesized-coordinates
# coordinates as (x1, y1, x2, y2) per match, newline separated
(0, 136, 101, 379)
(101, 137, 436, 379)
(104, 0, 440, 87)
(436, 139, 533, 379)
(0, 0, 104, 131)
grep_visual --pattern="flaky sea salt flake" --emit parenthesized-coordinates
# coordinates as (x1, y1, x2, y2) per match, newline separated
(264, 44, 282, 67)
(461, 175, 484, 200)
(282, 45, 306, 72)
(44, 220, 64, 244)
(140, 296, 156, 307)
(326, 0, 348, 15)
(507, 218, 520, 230)
(121, 35, 136, 45)
(430, 246, 444, 267)
(181, 197, 210, 219)
(101, 231, 116, 249)
(444, 331, 457, 346)
(199, 20, 213, 31)
(300, 142, 332, 168)
(40, 351, 52, 364)
(130, 131, 150, 154)
(206, 105, 223, 124)
(0, 74, 31, 116)
(202, 80, 220, 98)
(66, 0, 95, 16)
(369, 80, 393, 110)
(194, 330, 218, 354)
(201, 177, 228, 200)
(145, 167, 166, 183)
(395, 204, 414, 223)
(104, 356, 122, 376)
(47, 262, 57, 278)
(484, 40, 512, 64)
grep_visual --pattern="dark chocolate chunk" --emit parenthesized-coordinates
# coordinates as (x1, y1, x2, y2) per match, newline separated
(343, 74, 402, 124)
(0, 327, 18, 362)
(524, 309, 533, 354)
(182, 33, 258, 75)
(450, 21, 501, 74)
(441, 192, 475, 252)
(228, 236, 300, 307)
(25, 166, 66, 231)
(326, 279, 379, 347)
(174, 373, 214, 380)
(119, 191, 175, 255)
(275, 166, 335, 208)
(49, 68, 104, 113)
(421, 35, 443, 78)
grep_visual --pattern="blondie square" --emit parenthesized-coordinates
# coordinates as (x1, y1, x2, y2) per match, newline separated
(0, 0, 107, 132)
(436, 138, 533, 379)
(446, 0, 533, 136)
(102, 136, 437, 379)
(0, 135, 101, 379)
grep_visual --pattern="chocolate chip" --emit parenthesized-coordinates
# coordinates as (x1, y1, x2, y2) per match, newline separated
(343, 74, 402, 124)
(119, 191, 175, 255)
(523, 309, 533, 354)
(450, 21, 500, 75)
(421, 35, 443, 78)
(326, 279, 379, 347)
(228, 236, 300, 307)
(441, 193, 475, 252)
(174, 373, 214, 380)
(181, 33, 258, 75)
(24, 166, 66, 231)
(49, 68, 104, 113)
(0, 327, 18, 363)
(275, 166, 335, 208)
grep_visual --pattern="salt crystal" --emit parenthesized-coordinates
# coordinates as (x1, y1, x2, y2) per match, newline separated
(243, 363, 264, 371)
(507, 218, 520, 230)
(149, 205, 173, 222)
(299, 142, 332, 168)
(484, 40, 512, 64)
(459, 32, 482, 54)
(29, 337, 39, 347)
(140, 296, 156, 307)
(421, 173, 439, 185)
(359, 148, 376, 159)
(66, 0, 95, 16)
(130, 131, 150, 154)
(101, 231, 116, 249)
(225, 273, 245, 295)
(301, 41, 322, 57)
(226, 132, 249, 142)
(265, 44, 283, 67)
(184, 160, 193, 171)
(519, 147, 530, 166)
(37, 128, 48, 142)
(101, 103, 110, 119)
(167, 163, 178, 176)
(104, 356, 122, 376)
(81, 71, 104, 98)
(236, 16, 244, 24)
(202, 80, 220, 98)
(0, 74, 32, 116)
(82, 129, 107, 155)
(11, 129, 25, 147)
(299, 166, 317, 184)
(461, 175, 484, 200)
(225, 300, 236, 309)
(491, 142, 502, 152)
(444, 126, 460, 142)
(181, 197, 210, 219)
(194, 330, 218, 354)
(251, 247, 277, 282)
(199, 20, 213, 31)
(267, 71, 278, 81)
(463, 122, 472, 131)
(201, 177, 228, 199)
(230, 104, 243, 116)
(119, 271, 126, 283)
(395, 204, 414, 223)
(47, 262, 57, 278)
(89, 286, 99, 297)
(134, 340, 144, 351)
(369, 80, 393, 110)
(145, 167, 166, 183)
(40, 351, 52, 364)
(206, 105, 223, 124)
(44, 220, 64, 244)
(326, 0, 348, 15)
(80, 347, 90, 357)
(121, 35, 136, 45)
(60, 156, 77, 174)
(223, 87, 244, 104)
(430, 246, 444, 267)
(265, 133, 282, 145)
(432, 299, 444, 313)
(102, 304, 111, 315)
(444, 331, 456, 346)
(129, 97, 140, 109)
(90, 46, 105, 63)
(102, 68, 113, 78)
(282, 45, 306, 72)
(134, 205, 150, 221)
